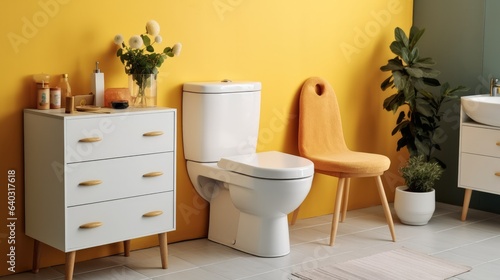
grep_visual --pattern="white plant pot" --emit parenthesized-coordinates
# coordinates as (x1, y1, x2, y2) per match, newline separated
(394, 186, 435, 225)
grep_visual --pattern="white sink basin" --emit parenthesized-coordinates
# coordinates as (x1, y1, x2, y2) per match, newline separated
(462, 95, 500, 127)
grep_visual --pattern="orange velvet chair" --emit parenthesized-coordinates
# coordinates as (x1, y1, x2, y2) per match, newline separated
(291, 77, 396, 246)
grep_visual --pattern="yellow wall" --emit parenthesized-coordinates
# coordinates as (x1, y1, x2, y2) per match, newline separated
(0, 0, 412, 275)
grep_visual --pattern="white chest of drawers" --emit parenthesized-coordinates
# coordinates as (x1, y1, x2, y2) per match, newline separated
(459, 107, 500, 221)
(24, 107, 176, 279)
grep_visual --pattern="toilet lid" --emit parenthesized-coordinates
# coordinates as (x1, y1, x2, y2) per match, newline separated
(217, 151, 314, 179)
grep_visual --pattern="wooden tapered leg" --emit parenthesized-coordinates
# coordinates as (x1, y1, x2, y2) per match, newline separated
(340, 178, 351, 222)
(158, 233, 168, 269)
(461, 189, 473, 221)
(123, 240, 131, 257)
(330, 178, 345, 246)
(375, 176, 396, 242)
(32, 240, 41, 273)
(65, 251, 76, 280)
(290, 207, 300, 225)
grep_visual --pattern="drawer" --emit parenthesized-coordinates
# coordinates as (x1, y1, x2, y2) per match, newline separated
(65, 111, 175, 163)
(66, 191, 174, 251)
(461, 126, 500, 157)
(66, 152, 174, 206)
(460, 153, 500, 194)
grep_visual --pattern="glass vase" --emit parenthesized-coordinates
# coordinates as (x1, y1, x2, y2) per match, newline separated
(128, 74, 157, 107)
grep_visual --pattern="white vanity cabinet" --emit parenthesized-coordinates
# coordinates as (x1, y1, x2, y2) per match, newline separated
(24, 107, 176, 280)
(459, 108, 500, 221)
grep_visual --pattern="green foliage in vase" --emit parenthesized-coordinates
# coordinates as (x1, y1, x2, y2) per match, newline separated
(114, 20, 182, 76)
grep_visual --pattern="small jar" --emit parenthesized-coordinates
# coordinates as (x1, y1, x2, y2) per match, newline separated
(50, 87, 61, 109)
(37, 87, 50, 110)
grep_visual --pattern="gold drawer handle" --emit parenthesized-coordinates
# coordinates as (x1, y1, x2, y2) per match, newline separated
(143, 131, 164, 137)
(143, 171, 164, 178)
(497, 142, 500, 146)
(143, 210, 163, 217)
(79, 222, 103, 229)
(495, 172, 500, 177)
(79, 137, 102, 143)
(78, 180, 102, 186)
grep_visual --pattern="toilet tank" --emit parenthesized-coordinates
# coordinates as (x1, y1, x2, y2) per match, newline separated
(183, 81, 262, 162)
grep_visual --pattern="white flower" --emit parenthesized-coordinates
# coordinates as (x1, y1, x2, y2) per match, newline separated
(172, 43, 182, 56)
(113, 34, 124, 45)
(146, 20, 160, 36)
(155, 35, 163, 44)
(129, 35, 143, 49)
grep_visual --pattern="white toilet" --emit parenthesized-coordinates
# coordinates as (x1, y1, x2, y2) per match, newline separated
(182, 81, 314, 257)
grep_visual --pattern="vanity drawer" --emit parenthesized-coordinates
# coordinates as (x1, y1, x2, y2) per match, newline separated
(460, 153, 500, 194)
(66, 152, 174, 206)
(65, 111, 175, 162)
(461, 126, 500, 157)
(66, 191, 174, 251)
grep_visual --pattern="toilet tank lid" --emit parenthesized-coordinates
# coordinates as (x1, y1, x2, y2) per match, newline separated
(183, 81, 261, 93)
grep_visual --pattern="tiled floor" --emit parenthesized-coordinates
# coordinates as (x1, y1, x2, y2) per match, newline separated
(6, 203, 500, 279)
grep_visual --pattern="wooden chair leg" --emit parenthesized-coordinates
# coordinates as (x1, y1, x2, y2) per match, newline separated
(158, 233, 168, 269)
(290, 207, 300, 225)
(340, 178, 350, 222)
(461, 189, 473, 221)
(330, 178, 345, 246)
(375, 176, 396, 242)
(65, 251, 76, 280)
(32, 240, 41, 273)
(123, 240, 131, 257)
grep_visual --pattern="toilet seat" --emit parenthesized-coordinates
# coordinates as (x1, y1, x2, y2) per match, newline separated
(217, 151, 314, 180)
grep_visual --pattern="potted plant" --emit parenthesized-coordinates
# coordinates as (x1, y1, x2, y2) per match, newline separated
(380, 26, 467, 224)
(394, 155, 443, 225)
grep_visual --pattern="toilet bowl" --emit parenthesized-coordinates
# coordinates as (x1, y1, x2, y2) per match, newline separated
(182, 81, 314, 257)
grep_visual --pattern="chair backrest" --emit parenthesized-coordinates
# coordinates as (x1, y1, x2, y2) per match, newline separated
(298, 77, 348, 158)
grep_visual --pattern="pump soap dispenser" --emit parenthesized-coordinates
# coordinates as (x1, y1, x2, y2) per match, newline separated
(91, 62, 105, 107)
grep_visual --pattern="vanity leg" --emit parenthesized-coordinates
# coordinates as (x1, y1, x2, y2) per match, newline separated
(32, 240, 41, 273)
(65, 251, 76, 280)
(158, 233, 168, 269)
(123, 240, 131, 257)
(461, 189, 473, 221)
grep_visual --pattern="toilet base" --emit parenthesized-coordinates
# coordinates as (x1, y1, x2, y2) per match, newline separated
(234, 212, 290, 257)
(208, 187, 290, 257)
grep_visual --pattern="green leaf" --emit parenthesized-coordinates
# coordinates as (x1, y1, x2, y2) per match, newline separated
(393, 71, 407, 90)
(422, 77, 441, 87)
(406, 67, 424, 78)
(394, 27, 409, 48)
(409, 47, 419, 63)
(392, 119, 409, 136)
(408, 26, 425, 50)
(116, 48, 122, 57)
(401, 47, 411, 64)
(380, 58, 404, 72)
(383, 93, 401, 112)
(146, 45, 154, 52)
(156, 56, 164, 67)
(390, 41, 404, 57)
(396, 111, 406, 124)
(380, 76, 393, 91)
(421, 69, 440, 78)
(141, 34, 151, 46)
(412, 57, 436, 68)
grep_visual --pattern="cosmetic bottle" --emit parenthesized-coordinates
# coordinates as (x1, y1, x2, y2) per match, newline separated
(59, 74, 72, 108)
(91, 62, 105, 107)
